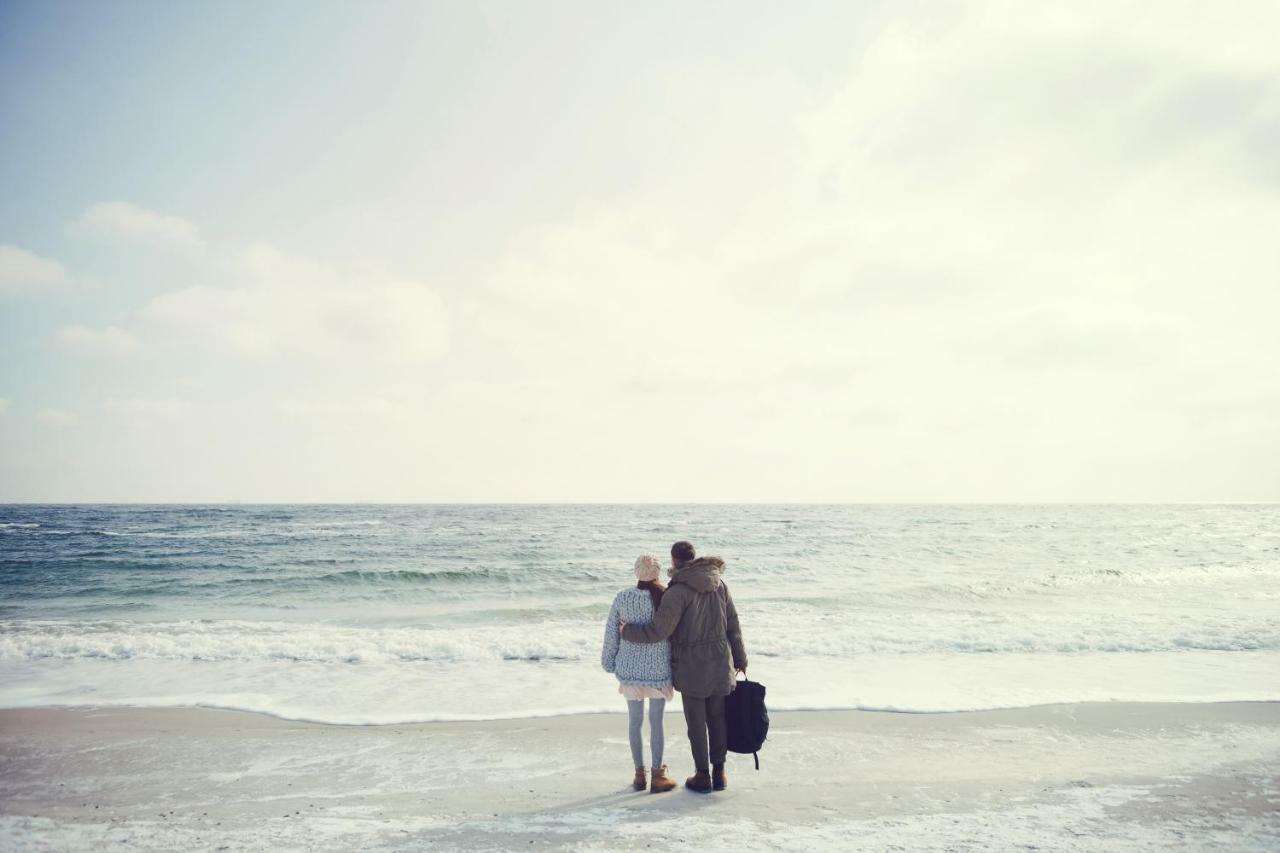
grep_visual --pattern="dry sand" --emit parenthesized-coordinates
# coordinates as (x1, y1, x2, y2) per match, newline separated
(2, 702, 1278, 851)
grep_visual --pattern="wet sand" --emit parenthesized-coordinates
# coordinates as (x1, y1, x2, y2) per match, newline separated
(2, 702, 1278, 851)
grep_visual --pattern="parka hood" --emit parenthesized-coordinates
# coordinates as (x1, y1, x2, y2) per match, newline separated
(670, 556, 725, 593)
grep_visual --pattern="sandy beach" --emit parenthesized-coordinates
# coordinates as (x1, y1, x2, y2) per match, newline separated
(2, 702, 1277, 851)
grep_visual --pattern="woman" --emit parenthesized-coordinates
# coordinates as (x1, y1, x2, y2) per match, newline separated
(601, 554, 677, 793)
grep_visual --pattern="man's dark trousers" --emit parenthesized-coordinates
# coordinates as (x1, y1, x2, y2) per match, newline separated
(681, 693, 727, 771)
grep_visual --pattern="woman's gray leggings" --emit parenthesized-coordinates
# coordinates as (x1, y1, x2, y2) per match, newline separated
(627, 697, 666, 768)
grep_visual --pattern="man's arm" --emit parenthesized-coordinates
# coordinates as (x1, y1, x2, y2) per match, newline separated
(724, 584, 748, 671)
(621, 587, 684, 643)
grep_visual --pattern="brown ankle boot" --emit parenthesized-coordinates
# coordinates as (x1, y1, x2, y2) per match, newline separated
(632, 767, 646, 791)
(650, 765, 676, 793)
(712, 764, 727, 791)
(685, 769, 713, 793)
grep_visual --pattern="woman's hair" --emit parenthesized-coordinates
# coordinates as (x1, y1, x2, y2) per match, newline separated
(637, 579, 665, 611)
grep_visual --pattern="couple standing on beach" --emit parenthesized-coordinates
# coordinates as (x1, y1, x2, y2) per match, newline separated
(601, 540, 748, 794)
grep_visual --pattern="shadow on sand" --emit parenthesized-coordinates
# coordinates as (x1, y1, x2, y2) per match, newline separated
(395, 783, 728, 849)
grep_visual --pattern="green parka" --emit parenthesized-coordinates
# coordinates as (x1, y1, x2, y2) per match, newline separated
(621, 557, 748, 698)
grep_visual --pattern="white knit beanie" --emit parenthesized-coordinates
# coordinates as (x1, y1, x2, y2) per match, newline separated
(634, 554, 662, 582)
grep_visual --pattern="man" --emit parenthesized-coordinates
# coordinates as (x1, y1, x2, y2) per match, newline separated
(621, 540, 747, 793)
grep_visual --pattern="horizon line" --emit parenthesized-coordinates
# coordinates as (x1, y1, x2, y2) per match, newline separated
(2, 501, 1277, 507)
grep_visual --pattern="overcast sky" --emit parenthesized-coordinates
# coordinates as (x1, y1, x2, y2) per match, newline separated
(1, 1, 1277, 502)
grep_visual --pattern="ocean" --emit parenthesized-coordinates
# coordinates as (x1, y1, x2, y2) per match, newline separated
(1, 504, 1276, 724)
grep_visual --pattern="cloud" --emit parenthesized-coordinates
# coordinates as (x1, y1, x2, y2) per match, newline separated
(104, 397, 190, 428)
(0, 244, 70, 295)
(136, 243, 447, 364)
(34, 407, 77, 427)
(76, 202, 202, 249)
(56, 324, 141, 354)
(446, 1, 1280, 500)
(57, 242, 449, 372)
(274, 394, 398, 418)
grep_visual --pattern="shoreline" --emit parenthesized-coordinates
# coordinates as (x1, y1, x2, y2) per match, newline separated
(1, 697, 1279, 728)
(3, 701, 1278, 851)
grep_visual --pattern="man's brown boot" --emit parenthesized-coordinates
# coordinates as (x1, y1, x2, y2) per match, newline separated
(650, 765, 676, 793)
(685, 770, 713, 793)
(712, 764, 727, 791)
(632, 767, 646, 791)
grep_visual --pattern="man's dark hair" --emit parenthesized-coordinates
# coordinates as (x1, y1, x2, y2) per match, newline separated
(671, 541, 696, 565)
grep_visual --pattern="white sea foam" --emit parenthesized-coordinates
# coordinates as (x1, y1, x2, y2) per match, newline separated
(0, 620, 593, 663)
(2, 608, 1276, 668)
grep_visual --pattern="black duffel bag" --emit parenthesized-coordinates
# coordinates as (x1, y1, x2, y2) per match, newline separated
(724, 673, 769, 769)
